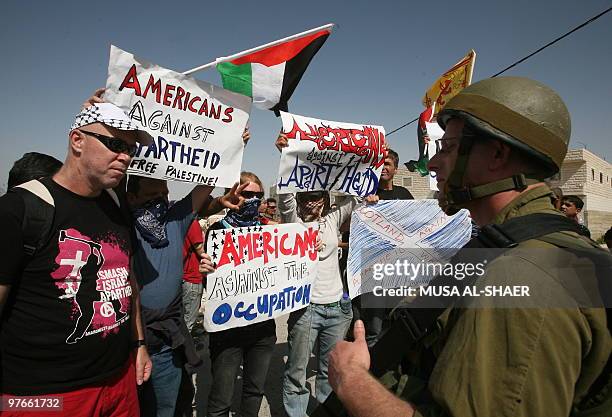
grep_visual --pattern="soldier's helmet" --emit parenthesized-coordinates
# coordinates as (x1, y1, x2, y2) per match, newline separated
(437, 76, 571, 178)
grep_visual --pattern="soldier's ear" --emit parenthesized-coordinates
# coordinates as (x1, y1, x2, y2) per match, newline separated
(488, 139, 512, 171)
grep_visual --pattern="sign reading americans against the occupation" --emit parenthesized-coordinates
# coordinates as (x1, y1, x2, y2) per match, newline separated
(203, 222, 318, 332)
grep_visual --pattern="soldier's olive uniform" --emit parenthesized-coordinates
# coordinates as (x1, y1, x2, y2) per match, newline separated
(386, 186, 611, 416)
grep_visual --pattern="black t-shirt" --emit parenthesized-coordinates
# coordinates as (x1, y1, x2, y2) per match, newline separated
(0, 180, 133, 395)
(376, 185, 414, 200)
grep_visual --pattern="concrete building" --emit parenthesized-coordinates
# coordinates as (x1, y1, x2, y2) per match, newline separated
(393, 167, 435, 200)
(548, 148, 612, 240)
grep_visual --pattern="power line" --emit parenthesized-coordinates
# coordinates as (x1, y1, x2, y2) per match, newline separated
(387, 5, 612, 137)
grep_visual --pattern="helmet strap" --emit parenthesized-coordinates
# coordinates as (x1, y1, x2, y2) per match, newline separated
(447, 174, 540, 207)
(439, 135, 474, 214)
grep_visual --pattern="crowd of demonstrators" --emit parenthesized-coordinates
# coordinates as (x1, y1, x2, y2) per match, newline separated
(275, 132, 379, 417)
(205, 171, 278, 417)
(561, 195, 592, 237)
(328, 77, 612, 417)
(0, 100, 152, 416)
(3, 83, 610, 417)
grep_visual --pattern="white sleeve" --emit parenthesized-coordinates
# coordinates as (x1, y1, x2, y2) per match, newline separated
(329, 195, 359, 229)
(278, 192, 300, 224)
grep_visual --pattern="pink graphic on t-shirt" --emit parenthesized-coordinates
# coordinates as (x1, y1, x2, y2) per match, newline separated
(51, 228, 132, 344)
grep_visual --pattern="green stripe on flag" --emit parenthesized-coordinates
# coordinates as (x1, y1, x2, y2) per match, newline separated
(216, 62, 253, 98)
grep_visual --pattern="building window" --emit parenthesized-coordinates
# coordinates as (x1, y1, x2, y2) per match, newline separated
(591, 168, 595, 181)
(403, 177, 413, 188)
(600, 173, 603, 183)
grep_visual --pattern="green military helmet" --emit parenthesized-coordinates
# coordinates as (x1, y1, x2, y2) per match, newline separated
(437, 76, 571, 177)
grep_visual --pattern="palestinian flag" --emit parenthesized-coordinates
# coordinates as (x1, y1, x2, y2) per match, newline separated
(216, 25, 332, 113)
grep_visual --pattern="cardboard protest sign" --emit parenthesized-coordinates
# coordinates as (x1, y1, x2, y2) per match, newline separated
(347, 200, 471, 298)
(203, 222, 318, 332)
(276, 111, 386, 197)
(105, 45, 251, 187)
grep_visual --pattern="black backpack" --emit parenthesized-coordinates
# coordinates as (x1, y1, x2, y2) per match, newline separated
(10, 178, 123, 257)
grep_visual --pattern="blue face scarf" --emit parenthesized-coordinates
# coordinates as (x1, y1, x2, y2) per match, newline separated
(132, 197, 170, 248)
(223, 197, 261, 228)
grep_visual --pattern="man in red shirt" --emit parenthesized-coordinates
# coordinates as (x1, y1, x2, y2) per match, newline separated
(182, 219, 206, 333)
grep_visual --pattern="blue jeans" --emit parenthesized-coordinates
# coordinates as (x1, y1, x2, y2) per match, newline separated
(283, 301, 353, 417)
(139, 346, 183, 417)
(182, 281, 203, 332)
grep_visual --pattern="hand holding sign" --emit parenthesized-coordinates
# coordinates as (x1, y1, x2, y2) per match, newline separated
(199, 253, 215, 274)
(82, 88, 106, 109)
(275, 131, 289, 152)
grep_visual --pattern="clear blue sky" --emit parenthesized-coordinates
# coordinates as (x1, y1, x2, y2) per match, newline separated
(1, 0, 611, 197)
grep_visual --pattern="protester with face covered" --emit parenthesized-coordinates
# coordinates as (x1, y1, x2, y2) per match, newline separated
(275, 133, 379, 416)
(127, 174, 247, 417)
(205, 171, 277, 417)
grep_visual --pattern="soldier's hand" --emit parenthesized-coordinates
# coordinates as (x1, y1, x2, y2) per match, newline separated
(329, 320, 371, 392)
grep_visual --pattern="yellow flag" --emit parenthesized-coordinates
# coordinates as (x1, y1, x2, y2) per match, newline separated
(422, 50, 476, 115)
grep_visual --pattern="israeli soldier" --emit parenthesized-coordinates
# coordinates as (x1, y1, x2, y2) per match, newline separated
(327, 77, 612, 416)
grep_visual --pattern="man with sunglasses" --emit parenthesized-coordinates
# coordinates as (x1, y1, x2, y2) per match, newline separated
(0, 102, 154, 416)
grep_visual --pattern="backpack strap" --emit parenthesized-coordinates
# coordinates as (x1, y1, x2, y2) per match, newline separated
(11, 179, 56, 257)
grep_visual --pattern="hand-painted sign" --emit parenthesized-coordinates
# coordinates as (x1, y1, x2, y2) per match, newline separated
(105, 45, 251, 187)
(347, 200, 471, 298)
(276, 111, 386, 197)
(203, 222, 318, 332)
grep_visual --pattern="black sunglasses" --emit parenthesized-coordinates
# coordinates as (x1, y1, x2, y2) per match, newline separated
(242, 191, 264, 199)
(79, 130, 138, 157)
(298, 191, 326, 202)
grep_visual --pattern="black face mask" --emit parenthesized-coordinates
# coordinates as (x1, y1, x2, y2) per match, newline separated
(223, 197, 262, 227)
(132, 197, 169, 248)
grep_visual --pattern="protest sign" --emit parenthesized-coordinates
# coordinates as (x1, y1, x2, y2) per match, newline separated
(347, 200, 471, 298)
(105, 45, 252, 187)
(203, 222, 318, 332)
(276, 111, 386, 197)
